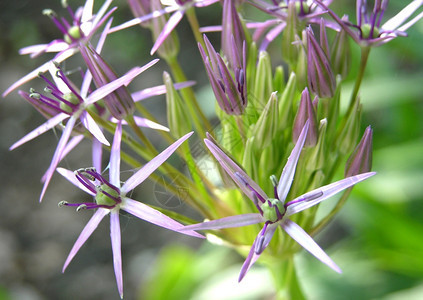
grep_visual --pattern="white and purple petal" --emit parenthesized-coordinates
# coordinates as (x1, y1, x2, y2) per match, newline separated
(277, 120, 309, 203)
(109, 122, 122, 187)
(63, 208, 109, 272)
(39, 116, 77, 202)
(9, 113, 68, 151)
(121, 131, 193, 193)
(110, 211, 123, 299)
(281, 219, 341, 273)
(122, 198, 204, 238)
(180, 213, 264, 231)
(204, 137, 268, 203)
(57, 167, 96, 196)
(285, 172, 376, 216)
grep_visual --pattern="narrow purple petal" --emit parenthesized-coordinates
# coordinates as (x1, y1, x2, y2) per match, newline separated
(121, 132, 193, 193)
(63, 208, 109, 272)
(94, 17, 113, 55)
(286, 172, 376, 216)
(57, 167, 96, 196)
(238, 223, 277, 282)
(110, 122, 122, 187)
(41, 135, 84, 182)
(382, 0, 423, 31)
(277, 120, 309, 203)
(110, 116, 169, 132)
(204, 137, 268, 203)
(92, 138, 103, 173)
(282, 219, 342, 273)
(259, 23, 286, 52)
(110, 211, 123, 299)
(40, 116, 77, 202)
(397, 11, 423, 32)
(108, 6, 176, 34)
(131, 81, 196, 102)
(3, 48, 77, 97)
(9, 113, 68, 151)
(180, 213, 264, 231)
(91, 0, 113, 30)
(80, 111, 110, 146)
(195, 0, 219, 7)
(81, 0, 94, 24)
(122, 198, 204, 238)
(150, 10, 185, 55)
(239, 238, 259, 282)
(85, 60, 159, 105)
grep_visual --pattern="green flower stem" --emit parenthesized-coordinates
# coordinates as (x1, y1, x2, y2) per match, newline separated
(346, 46, 371, 117)
(267, 257, 306, 300)
(185, 7, 206, 51)
(166, 56, 212, 139)
(309, 187, 353, 236)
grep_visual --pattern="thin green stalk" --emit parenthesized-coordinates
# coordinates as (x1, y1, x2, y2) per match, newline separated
(166, 56, 212, 138)
(346, 46, 371, 116)
(309, 187, 352, 236)
(185, 7, 206, 50)
(268, 257, 306, 300)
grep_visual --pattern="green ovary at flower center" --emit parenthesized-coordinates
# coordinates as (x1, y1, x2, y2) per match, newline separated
(361, 24, 380, 39)
(262, 198, 285, 222)
(60, 93, 80, 113)
(95, 184, 120, 207)
(64, 26, 82, 44)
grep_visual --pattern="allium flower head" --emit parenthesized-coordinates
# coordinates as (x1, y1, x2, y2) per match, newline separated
(10, 59, 152, 202)
(109, 0, 219, 55)
(3, 0, 115, 97)
(58, 124, 203, 298)
(315, 0, 423, 47)
(181, 121, 376, 281)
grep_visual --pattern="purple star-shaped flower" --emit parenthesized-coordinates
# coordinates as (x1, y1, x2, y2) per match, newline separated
(3, 0, 116, 97)
(109, 0, 220, 55)
(181, 121, 375, 281)
(315, 0, 423, 47)
(58, 123, 203, 299)
(10, 58, 158, 203)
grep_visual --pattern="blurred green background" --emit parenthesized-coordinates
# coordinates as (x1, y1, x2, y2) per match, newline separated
(0, 1, 422, 299)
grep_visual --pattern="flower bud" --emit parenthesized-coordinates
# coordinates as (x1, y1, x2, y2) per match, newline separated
(306, 27, 336, 98)
(337, 97, 361, 155)
(199, 35, 247, 115)
(163, 71, 191, 137)
(253, 51, 273, 108)
(331, 22, 351, 79)
(282, 2, 301, 65)
(80, 45, 135, 120)
(306, 119, 327, 172)
(345, 126, 373, 177)
(278, 72, 297, 130)
(252, 92, 279, 149)
(221, 0, 246, 70)
(293, 88, 318, 147)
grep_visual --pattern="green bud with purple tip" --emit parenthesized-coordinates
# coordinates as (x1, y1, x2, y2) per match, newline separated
(293, 88, 318, 147)
(306, 27, 336, 98)
(345, 126, 373, 177)
(164, 71, 191, 137)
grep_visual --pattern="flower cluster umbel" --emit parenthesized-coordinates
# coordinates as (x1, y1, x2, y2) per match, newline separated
(3, 0, 422, 298)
